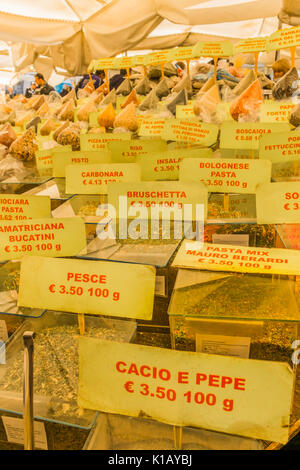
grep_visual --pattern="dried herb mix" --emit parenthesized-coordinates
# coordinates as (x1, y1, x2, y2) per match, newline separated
(0, 324, 130, 423)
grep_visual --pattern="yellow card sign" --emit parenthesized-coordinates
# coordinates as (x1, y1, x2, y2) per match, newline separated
(108, 181, 208, 221)
(139, 119, 166, 138)
(267, 25, 300, 52)
(260, 102, 295, 123)
(65, 163, 141, 195)
(35, 150, 53, 170)
(234, 38, 267, 54)
(167, 46, 194, 62)
(220, 122, 290, 150)
(108, 139, 167, 163)
(180, 158, 271, 194)
(161, 119, 218, 146)
(176, 104, 196, 119)
(256, 182, 300, 224)
(78, 339, 293, 443)
(0, 195, 51, 222)
(193, 41, 233, 58)
(0, 217, 86, 261)
(52, 150, 111, 177)
(259, 130, 300, 163)
(18, 256, 155, 320)
(137, 148, 213, 181)
(147, 50, 172, 65)
(80, 133, 131, 151)
(172, 241, 300, 276)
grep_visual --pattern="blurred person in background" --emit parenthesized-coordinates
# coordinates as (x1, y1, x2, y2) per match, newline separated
(60, 83, 73, 97)
(25, 82, 37, 98)
(34, 73, 54, 95)
(75, 70, 105, 95)
(109, 69, 128, 90)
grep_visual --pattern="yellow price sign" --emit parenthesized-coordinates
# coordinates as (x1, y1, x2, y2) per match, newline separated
(35, 149, 53, 170)
(259, 130, 300, 163)
(193, 41, 233, 58)
(80, 133, 131, 151)
(0, 217, 86, 261)
(176, 104, 196, 119)
(267, 25, 300, 52)
(18, 256, 155, 320)
(78, 339, 293, 444)
(256, 182, 300, 224)
(0, 195, 51, 222)
(162, 119, 219, 146)
(108, 139, 167, 163)
(180, 158, 271, 194)
(234, 38, 267, 54)
(172, 241, 300, 276)
(52, 150, 111, 177)
(260, 102, 295, 123)
(220, 122, 290, 150)
(137, 148, 213, 181)
(108, 181, 208, 220)
(65, 163, 141, 195)
(139, 119, 167, 138)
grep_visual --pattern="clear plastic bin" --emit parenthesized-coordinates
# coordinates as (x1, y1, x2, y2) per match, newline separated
(52, 195, 111, 241)
(0, 310, 137, 449)
(83, 413, 264, 450)
(24, 177, 74, 210)
(168, 269, 300, 428)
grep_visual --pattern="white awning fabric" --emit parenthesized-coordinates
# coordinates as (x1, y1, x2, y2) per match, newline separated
(0, 0, 288, 75)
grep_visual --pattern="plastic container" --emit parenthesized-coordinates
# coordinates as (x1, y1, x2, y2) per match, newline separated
(0, 311, 137, 449)
(168, 269, 300, 428)
(24, 177, 74, 210)
(83, 413, 264, 450)
(78, 219, 186, 326)
(52, 195, 111, 242)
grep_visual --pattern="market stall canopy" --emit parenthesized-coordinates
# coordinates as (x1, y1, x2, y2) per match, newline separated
(0, 0, 284, 75)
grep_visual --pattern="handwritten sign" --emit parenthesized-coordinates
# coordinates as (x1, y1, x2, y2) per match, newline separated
(52, 150, 111, 177)
(259, 130, 300, 163)
(80, 133, 131, 151)
(0, 195, 51, 222)
(0, 217, 86, 261)
(108, 181, 208, 220)
(220, 122, 290, 150)
(66, 163, 141, 195)
(162, 119, 218, 146)
(18, 256, 155, 320)
(138, 148, 213, 181)
(172, 241, 300, 276)
(78, 339, 293, 443)
(180, 158, 271, 194)
(256, 182, 300, 224)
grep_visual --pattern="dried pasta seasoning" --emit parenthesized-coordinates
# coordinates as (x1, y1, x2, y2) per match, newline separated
(0, 324, 131, 423)
(77, 203, 99, 217)
(205, 223, 276, 248)
(170, 275, 299, 364)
